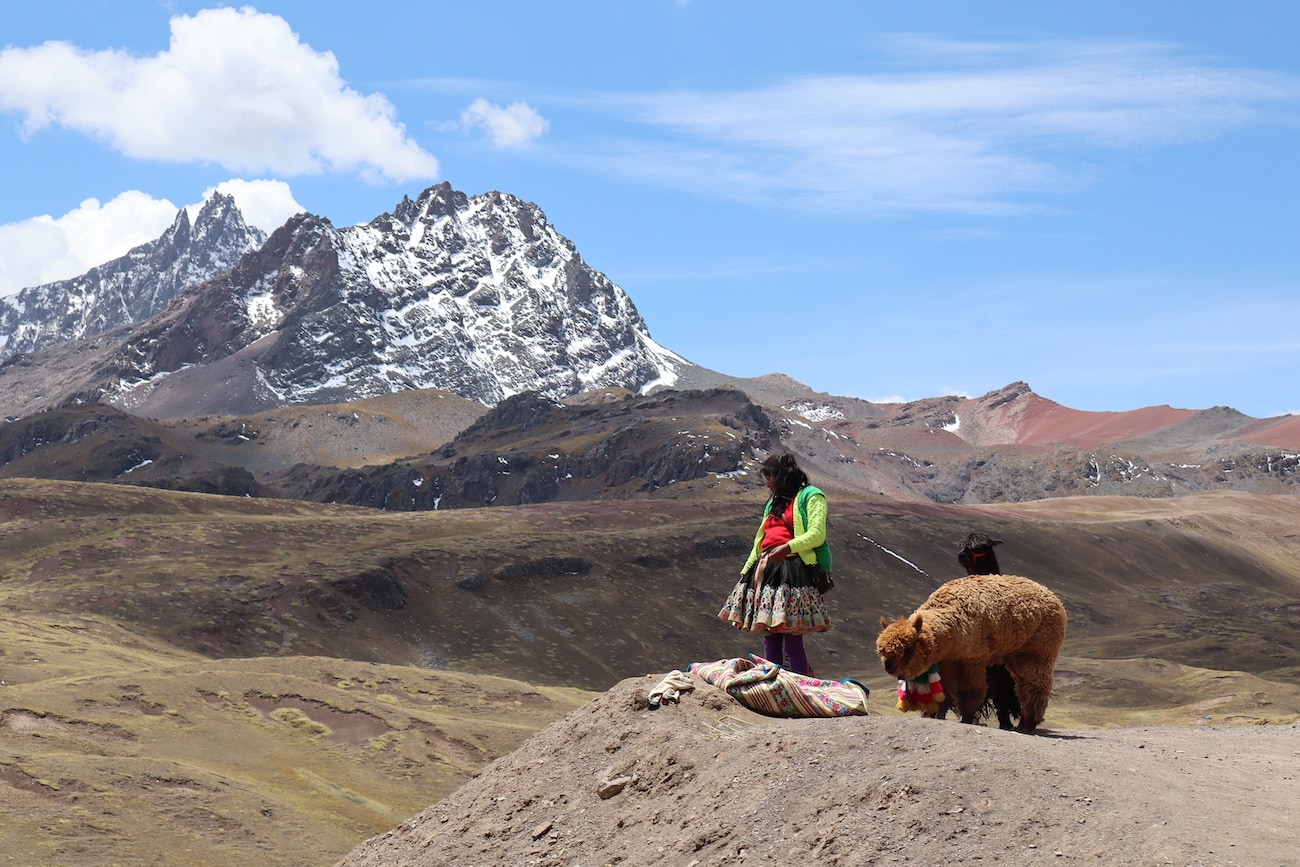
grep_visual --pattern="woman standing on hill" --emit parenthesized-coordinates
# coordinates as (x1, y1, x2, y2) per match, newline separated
(717, 452, 832, 675)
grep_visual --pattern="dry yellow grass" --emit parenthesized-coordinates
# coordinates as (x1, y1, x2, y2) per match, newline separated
(0, 613, 591, 866)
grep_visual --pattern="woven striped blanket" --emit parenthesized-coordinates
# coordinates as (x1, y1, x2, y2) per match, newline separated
(688, 656, 869, 718)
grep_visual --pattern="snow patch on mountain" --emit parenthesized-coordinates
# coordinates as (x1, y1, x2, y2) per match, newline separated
(784, 400, 845, 423)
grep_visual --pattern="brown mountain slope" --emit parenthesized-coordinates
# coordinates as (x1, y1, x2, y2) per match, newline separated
(0, 388, 484, 489)
(268, 387, 779, 510)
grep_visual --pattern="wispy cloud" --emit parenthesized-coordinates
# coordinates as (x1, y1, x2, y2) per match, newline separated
(459, 98, 549, 149)
(566, 39, 1298, 214)
(0, 7, 438, 182)
(868, 389, 971, 405)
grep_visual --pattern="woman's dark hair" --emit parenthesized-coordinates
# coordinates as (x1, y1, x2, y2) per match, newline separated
(761, 453, 809, 516)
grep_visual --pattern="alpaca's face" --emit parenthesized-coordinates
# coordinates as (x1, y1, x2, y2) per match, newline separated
(876, 614, 931, 679)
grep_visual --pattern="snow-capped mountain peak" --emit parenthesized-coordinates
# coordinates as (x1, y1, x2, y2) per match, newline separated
(0, 182, 684, 418)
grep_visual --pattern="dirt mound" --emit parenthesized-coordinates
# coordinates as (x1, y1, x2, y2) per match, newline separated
(339, 675, 1300, 867)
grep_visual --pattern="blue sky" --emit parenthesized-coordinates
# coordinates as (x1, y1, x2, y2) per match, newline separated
(2, 2, 1298, 418)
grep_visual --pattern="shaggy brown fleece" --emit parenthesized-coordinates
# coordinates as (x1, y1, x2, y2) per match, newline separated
(877, 574, 1067, 733)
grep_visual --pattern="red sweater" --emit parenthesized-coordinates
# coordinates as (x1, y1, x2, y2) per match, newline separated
(760, 502, 794, 549)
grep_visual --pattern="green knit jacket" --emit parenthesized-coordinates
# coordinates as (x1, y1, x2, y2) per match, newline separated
(740, 485, 832, 576)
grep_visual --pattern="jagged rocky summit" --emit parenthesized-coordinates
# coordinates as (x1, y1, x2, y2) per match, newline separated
(0, 183, 686, 419)
(0, 194, 265, 359)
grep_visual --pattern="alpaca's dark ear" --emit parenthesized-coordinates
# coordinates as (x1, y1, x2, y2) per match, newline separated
(911, 612, 924, 631)
(878, 616, 891, 629)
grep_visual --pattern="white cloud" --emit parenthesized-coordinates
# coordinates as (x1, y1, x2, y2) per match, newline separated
(0, 180, 305, 296)
(868, 388, 971, 405)
(460, 98, 549, 148)
(0, 7, 438, 182)
(195, 179, 304, 234)
(575, 39, 1298, 214)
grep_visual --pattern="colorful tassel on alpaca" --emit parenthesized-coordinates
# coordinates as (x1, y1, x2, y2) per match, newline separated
(896, 664, 945, 714)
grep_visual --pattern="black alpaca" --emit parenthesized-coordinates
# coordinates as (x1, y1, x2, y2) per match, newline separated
(955, 532, 1022, 730)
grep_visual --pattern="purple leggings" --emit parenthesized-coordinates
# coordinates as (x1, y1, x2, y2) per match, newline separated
(763, 633, 810, 675)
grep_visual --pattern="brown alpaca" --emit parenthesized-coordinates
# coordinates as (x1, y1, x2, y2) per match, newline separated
(876, 574, 1066, 734)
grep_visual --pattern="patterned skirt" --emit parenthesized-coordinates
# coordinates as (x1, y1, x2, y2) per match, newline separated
(717, 556, 831, 635)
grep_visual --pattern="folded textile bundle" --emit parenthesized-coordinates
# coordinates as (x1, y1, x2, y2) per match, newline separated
(647, 669, 695, 709)
(688, 655, 868, 718)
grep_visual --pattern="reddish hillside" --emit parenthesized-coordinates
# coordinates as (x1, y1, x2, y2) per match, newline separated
(951, 383, 1196, 449)
(1009, 401, 1196, 448)
(1232, 414, 1300, 449)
